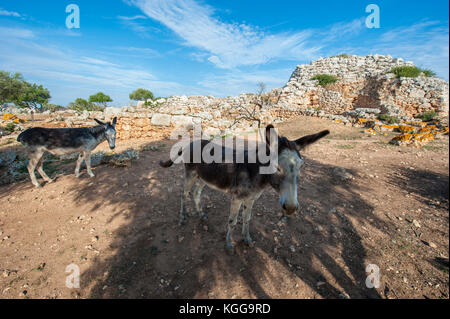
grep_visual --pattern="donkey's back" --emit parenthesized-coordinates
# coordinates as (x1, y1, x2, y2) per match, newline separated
(18, 127, 94, 150)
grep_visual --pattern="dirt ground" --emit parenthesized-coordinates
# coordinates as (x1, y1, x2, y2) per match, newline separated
(0, 116, 448, 299)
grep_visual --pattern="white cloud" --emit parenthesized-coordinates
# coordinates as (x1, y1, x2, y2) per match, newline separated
(0, 9, 21, 17)
(117, 15, 148, 20)
(0, 27, 34, 39)
(130, 0, 321, 68)
(0, 32, 183, 105)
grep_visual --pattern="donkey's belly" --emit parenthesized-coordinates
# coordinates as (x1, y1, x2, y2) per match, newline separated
(46, 146, 84, 156)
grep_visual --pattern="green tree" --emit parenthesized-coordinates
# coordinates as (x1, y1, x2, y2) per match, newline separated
(0, 71, 26, 106)
(88, 92, 112, 108)
(129, 88, 154, 102)
(0, 71, 51, 115)
(15, 82, 51, 113)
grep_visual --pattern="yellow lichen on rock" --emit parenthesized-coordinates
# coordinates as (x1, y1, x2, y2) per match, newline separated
(390, 133, 413, 146)
(364, 128, 376, 135)
(390, 132, 435, 147)
(397, 125, 415, 133)
(2, 113, 16, 121)
(412, 133, 434, 147)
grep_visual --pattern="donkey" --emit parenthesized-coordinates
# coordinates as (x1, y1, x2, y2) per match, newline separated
(17, 117, 117, 187)
(159, 124, 329, 251)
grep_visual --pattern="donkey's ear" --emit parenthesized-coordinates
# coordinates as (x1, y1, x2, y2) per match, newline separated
(112, 117, 117, 127)
(295, 130, 330, 150)
(265, 124, 278, 146)
(94, 118, 106, 126)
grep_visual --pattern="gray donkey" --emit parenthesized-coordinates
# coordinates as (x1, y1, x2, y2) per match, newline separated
(160, 124, 329, 251)
(17, 117, 117, 187)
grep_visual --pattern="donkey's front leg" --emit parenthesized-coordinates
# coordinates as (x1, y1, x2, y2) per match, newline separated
(225, 198, 242, 252)
(241, 198, 256, 246)
(84, 151, 95, 177)
(74, 153, 84, 177)
(27, 150, 44, 188)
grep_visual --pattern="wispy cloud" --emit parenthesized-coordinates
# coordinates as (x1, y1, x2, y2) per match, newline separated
(129, 0, 321, 68)
(0, 28, 182, 105)
(0, 8, 21, 17)
(117, 15, 147, 20)
(0, 26, 34, 39)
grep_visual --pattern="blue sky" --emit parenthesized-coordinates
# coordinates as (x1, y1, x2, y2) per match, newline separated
(0, 0, 448, 107)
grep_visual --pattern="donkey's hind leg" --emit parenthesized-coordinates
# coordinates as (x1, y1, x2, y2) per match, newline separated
(192, 180, 207, 220)
(179, 168, 197, 224)
(83, 151, 95, 177)
(74, 153, 84, 177)
(27, 150, 44, 187)
(36, 153, 54, 183)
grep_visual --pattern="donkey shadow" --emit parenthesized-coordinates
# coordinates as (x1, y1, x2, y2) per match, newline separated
(67, 138, 385, 299)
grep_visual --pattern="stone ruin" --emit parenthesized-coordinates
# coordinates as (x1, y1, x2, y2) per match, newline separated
(1, 54, 449, 144)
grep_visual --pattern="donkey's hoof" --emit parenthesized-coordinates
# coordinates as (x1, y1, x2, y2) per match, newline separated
(33, 183, 42, 188)
(88, 173, 95, 178)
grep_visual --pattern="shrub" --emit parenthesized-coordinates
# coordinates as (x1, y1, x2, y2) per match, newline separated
(421, 69, 436, 77)
(336, 53, 349, 58)
(389, 66, 437, 78)
(378, 114, 400, 124)
(310, 74, 339, 87)
(419, 110, 437, 122)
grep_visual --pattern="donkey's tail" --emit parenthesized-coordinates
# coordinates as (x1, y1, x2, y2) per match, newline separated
(159, 148, 183, 168)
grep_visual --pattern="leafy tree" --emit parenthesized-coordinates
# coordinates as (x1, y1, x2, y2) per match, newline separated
(0, 71, 26, 105)
(88, 92, 112, 108)
(0, 71, 51, 116)
(15, 82, 51, 112)
(129, 88, 154, 104)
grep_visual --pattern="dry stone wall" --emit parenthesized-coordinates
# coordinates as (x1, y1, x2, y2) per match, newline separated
(1, 54, 448, 141)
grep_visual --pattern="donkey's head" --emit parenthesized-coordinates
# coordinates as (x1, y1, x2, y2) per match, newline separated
(264, 124, 329, 216)
(94, 117, 117, 150)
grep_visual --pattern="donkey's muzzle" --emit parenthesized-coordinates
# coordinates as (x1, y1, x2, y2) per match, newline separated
(110, 146, 115, 150)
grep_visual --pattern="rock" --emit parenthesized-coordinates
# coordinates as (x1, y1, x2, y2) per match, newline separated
(151, 113, 172, 126)
(332, 167, 353, 182)
(412, 219, 421, 228)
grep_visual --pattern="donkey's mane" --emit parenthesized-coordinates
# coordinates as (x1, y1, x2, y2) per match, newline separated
(88, 125, 106, 139)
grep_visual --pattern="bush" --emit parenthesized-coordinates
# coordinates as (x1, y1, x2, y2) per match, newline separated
(336, 53, 349, 58)
(421, 69, 436, 77)
(389, 66, 437, 78)
(378, 114, 400, 124)
(310, 74, 339, 87)
(419, 110, 437, 122)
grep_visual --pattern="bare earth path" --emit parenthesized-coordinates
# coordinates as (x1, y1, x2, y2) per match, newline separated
(0, 116, 448, 299)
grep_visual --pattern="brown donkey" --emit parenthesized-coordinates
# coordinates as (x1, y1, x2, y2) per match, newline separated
(160, 124, 329, 251)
